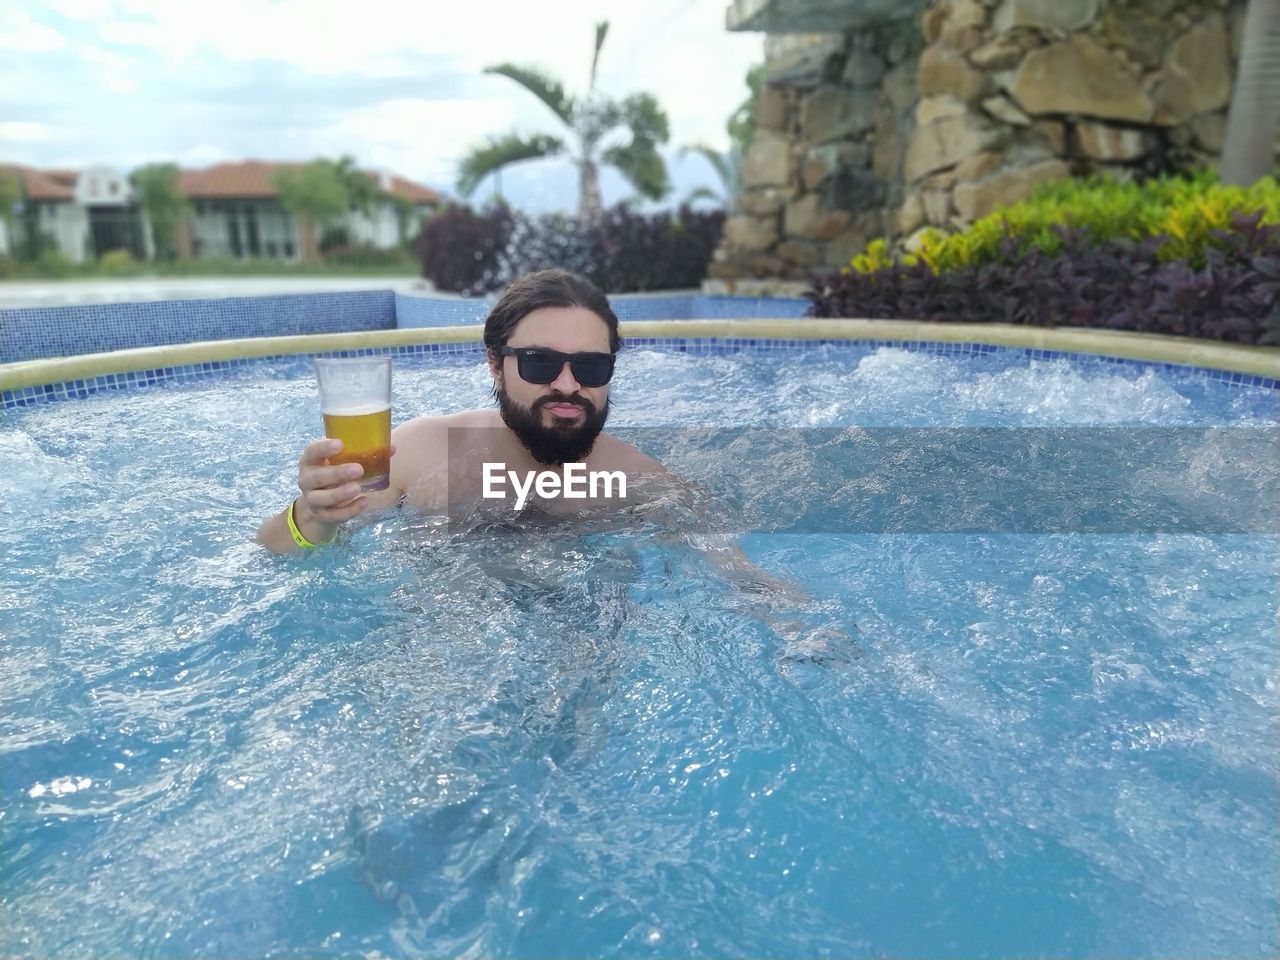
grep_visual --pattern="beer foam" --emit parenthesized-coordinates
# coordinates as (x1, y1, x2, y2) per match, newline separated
(321, 403, 390, 416)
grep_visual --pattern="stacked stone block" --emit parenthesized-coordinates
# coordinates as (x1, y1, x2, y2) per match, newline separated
(710, 0, 1252, 285)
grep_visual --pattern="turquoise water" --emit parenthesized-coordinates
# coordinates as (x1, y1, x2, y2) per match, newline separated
(2, 346, 1277, 957)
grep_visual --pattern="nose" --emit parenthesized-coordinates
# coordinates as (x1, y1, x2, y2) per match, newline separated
(548, 359, 581, 393)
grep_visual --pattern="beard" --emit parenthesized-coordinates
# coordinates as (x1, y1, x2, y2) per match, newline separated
(497, 383, 609, 467)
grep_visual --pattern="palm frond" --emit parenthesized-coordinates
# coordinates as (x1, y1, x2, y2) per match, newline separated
(617, 92, 670, 146)
(678, 143, 732, 188)
(574, 98, 623, 155)
(484, 64, 574, 127)
(589, 20, 610, 92)
(456, 133, 565, 196)
(683, 186, 725, 205)
(595, 93, 671, 200)
(601, 141, 669, 201)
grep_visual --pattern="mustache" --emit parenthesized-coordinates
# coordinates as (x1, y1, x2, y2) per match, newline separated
(533, 392, 594, 414)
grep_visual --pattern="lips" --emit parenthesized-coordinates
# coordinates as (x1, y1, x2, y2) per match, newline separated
(536, 396, 590, 420)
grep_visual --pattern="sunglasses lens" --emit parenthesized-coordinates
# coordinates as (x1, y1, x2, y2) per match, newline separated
(517, 352, 564, 383)
(571, 355, 613, 387)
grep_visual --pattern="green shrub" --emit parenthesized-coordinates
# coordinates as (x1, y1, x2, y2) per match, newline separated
(321, 243, 415, 269)
(852, 171, 1280, 275)
(37, 249, 75, 278)
(98, 249, 138, 273)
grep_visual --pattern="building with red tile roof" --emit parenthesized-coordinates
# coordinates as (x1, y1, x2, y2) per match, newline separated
(1, 160, 439, 263)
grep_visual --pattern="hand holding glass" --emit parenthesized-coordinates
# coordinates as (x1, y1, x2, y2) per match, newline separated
(313, 357, 392, 492)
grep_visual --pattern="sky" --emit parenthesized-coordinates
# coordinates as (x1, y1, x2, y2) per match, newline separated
(1, 0, 765, 213)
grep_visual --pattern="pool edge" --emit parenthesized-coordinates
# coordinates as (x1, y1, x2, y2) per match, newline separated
(2, 319, 1278, 394)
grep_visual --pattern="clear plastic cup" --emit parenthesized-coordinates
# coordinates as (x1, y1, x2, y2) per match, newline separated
(313, 357, 392, 492)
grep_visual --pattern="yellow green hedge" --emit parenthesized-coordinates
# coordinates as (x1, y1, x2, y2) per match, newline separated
(849, 171, 1280, 275)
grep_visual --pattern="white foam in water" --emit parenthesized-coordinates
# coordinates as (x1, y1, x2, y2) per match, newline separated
(957, 361, 1193, 423)
(0, 431, 91, 502)
(850, 347, 958, 392)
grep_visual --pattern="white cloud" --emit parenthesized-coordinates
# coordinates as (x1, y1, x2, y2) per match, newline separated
(317, 96, 522, 186)
(46, 0, 117, 17)
(176, 144, 234, 166)
(0, 121, 60, 142)
(13, 0, 767, 207)
(0, 8, 69, 51)
(95, 19, 167, 48)
(75, 41, 137, 91)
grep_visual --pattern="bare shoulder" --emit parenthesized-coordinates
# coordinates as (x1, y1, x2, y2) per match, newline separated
(592, 432, 669, 476)
(391, 409, 494, 479)
(393, 409, 497, 444)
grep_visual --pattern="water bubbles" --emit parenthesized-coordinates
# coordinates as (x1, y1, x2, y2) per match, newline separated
(957, 361, 1194, 424)
(28, 777, 92, 798)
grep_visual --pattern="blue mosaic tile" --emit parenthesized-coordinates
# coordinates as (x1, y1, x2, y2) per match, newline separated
(3, 290, 1277, 408)
(394, 292, 490, 328)
(394, 291, 810, 327)
(1, 291, 397, 363)
(610, 294, 695, 321)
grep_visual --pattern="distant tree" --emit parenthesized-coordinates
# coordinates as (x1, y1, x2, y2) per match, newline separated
(130, 163, 190, 259)
(0, 169, 20, 215)
(273, 159, 350, 228)
(333, 154, 383, 214)
(1220, 0, 1280, 185)
(273, 156, 397, 258)
(274, 159, 350, 258)
(457, 20, 671, 218)
(0, 169, 21, 253)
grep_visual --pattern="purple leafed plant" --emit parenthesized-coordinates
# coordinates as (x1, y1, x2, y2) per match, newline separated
(808, 214, 1280, 345)
(416, 204, 516, 295)
(416, 203, 725, 295)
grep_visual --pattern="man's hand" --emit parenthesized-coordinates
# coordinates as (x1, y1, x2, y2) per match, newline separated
(294, 438, 399, 541)
(773, 619, 862, 667)
(256, 438, 399, 553)
(297, 439, 364, 529)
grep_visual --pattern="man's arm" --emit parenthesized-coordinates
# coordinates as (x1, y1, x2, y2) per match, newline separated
(637, 469, 860, 664)
(256, 438, 403, 554)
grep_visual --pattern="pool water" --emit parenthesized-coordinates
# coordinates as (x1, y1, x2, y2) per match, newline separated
(2, 345, 1277, 958)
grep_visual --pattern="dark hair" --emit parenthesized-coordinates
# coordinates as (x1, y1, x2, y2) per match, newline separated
(483, 269, 621, 357)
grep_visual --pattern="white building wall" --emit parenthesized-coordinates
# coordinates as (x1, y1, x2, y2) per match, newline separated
(346, 205, 402, 248)
(257, 205, 299, 259)
(41, 203, 90, 263)
(191, 209, 231, 258)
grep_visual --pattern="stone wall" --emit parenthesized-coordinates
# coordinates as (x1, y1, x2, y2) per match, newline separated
(710, 0, 1254, 287)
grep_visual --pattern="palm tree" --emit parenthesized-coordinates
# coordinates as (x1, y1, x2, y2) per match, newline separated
(1220, 0, 1280, 185)
(333, 154, 383, 214)
(457, 20, 670, 218)
(676, 65, 763, 212)
(679, 144, 744, 211)
(131, 163, 191, 260)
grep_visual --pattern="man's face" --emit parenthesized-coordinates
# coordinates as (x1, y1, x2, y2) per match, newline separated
(491, 306, 613, 466)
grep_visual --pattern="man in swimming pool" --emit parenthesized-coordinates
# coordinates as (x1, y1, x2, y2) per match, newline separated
(256, 268, 856, 662)
(257, 268, 666, 554)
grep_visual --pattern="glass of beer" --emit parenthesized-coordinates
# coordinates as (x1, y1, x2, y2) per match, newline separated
(313, 356, 392, 492)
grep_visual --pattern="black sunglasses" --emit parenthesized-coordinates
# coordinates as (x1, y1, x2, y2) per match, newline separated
(498, 346, 616, 387)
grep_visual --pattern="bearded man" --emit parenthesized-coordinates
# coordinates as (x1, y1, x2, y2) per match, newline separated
(257, 269, 663, 553)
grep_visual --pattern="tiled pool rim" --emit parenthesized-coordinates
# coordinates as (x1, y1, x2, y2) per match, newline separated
(3, 319, 1278, 408)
